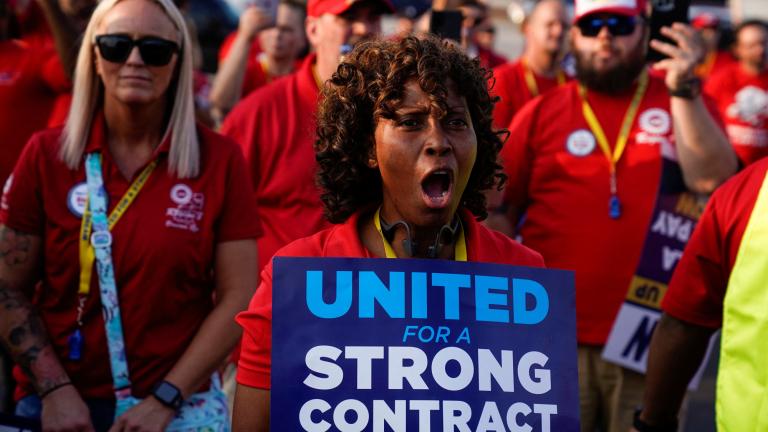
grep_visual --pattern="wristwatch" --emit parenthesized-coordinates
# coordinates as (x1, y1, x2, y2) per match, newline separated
(669, 77, 702, 100)
(633, 409, 678, 432)
(152, 380, 184, 410)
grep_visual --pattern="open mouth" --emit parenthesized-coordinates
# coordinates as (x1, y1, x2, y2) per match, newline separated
(420, 169, 454, 209)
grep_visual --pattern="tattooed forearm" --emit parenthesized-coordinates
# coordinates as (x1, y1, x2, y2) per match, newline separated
(0, 226, 31, 267)
(0, 282, 70, 395)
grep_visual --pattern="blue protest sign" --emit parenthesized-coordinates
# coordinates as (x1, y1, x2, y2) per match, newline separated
(271, 257, 579, 431)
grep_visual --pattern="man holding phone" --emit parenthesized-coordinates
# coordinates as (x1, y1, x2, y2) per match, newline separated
(209, 1, 306, 116)
(496, 0, 737, 430)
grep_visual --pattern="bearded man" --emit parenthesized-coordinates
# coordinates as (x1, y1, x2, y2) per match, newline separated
(493, 0, 737, 430)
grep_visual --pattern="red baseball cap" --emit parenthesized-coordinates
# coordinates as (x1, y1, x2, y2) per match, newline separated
(307, 0, 395, 18)
(691, 13, 720, 29)
(574, 0, 647, 22)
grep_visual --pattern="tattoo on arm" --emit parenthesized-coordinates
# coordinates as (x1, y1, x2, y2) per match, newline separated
(0, 227, 31, 267)
(0, 227, 70, 394)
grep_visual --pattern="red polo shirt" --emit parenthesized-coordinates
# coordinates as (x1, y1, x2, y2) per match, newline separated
(218, 31, 262, 64)
(0, 118, 261, 400)
(0, 36, 58, 188)
(705, 62, 768, 165)
(492, 59, 569, 128)
(240, 56, 300, 98)
(235, 210, 545, 389)
(502, 74, 717, 345)
(662, 157, 768, 329)
(222, 54, 330, 272)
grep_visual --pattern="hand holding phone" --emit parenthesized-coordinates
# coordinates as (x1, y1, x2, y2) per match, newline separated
(646, 0, 690, 61)
(239, 5, 274, 40)
(651, 23, 705, 93)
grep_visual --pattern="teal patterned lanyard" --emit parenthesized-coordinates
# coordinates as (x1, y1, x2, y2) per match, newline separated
(84, 153, 134, 409)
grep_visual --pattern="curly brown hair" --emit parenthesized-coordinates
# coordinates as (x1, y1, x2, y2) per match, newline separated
(315, 35, 506, 224)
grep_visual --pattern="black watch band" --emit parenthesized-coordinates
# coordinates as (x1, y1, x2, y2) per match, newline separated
(633, 409, 678, 432)
(152, 380, 184, 410)
(669, 77, 702, 100)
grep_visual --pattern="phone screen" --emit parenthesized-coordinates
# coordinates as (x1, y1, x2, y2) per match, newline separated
(647, 0, 691, 62)
(430, 10, 463, 43)
(246, 0, 279, 25)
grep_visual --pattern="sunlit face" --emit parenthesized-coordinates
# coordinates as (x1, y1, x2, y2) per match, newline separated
(526, 0, 567, 55)
(571, 13, 645, 76)
(306, 2, 382, 64)
(373, 80, 477, 228)
(736, 24, 768, 71)
(94, 0, 180, 107)
(259, 3, 305, 61)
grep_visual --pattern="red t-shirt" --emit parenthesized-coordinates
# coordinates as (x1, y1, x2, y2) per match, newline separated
(662, 157, 768, 329)
(218, 31, 262, 64)
(0, 37, 58, 187)
(235, 209, 545, 389)
(240, 56, 300, 99)
(0, 119, 261, 400)
(41, 54, 73, 127)
(502, 74, 707, 345)
(492, 59, 569, 129)
(705, 62, 768, 166)
(219, 33, 297, 100)
(221, 54, 330, 272)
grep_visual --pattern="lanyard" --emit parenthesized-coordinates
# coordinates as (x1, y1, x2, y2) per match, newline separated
(578, 70, 649, 219)
(373, 208, 467, 261)
(78, 158, 158, 296)
(311, 64, 323, 88)
(258, 53, 273, 84)
(522, 58, 566, 97)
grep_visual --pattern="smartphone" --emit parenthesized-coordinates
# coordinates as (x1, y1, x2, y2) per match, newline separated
(246, 0, 279, 25)
(430, 10, 463, 43)
(647, 0, 691, 62)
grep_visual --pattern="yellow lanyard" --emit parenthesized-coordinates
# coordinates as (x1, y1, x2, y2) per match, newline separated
(522, 58, 566, 97)
(78, 160, 158, 295)
(578, 70, 649, 201)
(311, 64, 323, 88)
(373, 208, 467, 261)
(259, 54, 273, 84)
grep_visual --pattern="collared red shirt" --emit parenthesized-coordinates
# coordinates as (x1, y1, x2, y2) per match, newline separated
(662, 157, 768, 328)
(222, 54, 330, 273)
(1, 116, 261, 400)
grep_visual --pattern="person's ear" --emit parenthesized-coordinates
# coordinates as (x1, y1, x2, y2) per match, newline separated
(94, 46, 103, 77)
(366, 143, 378, 168)
(305, 15, 320, 46)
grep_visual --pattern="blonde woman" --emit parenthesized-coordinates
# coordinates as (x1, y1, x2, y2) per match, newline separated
(0, 0, 259, 430)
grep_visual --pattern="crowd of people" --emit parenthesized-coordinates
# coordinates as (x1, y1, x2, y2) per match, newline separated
(0, 0, 766, 430)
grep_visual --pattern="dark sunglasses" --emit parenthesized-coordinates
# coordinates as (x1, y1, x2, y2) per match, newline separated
(95, 34, 180, 67)
(577, 15, 638, 37)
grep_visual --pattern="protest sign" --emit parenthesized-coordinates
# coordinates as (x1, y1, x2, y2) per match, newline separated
(272, 257, 579, 431)
(602, 187, 713, 388)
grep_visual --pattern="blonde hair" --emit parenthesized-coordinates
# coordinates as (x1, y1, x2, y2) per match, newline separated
(61, 0, 200, 178)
